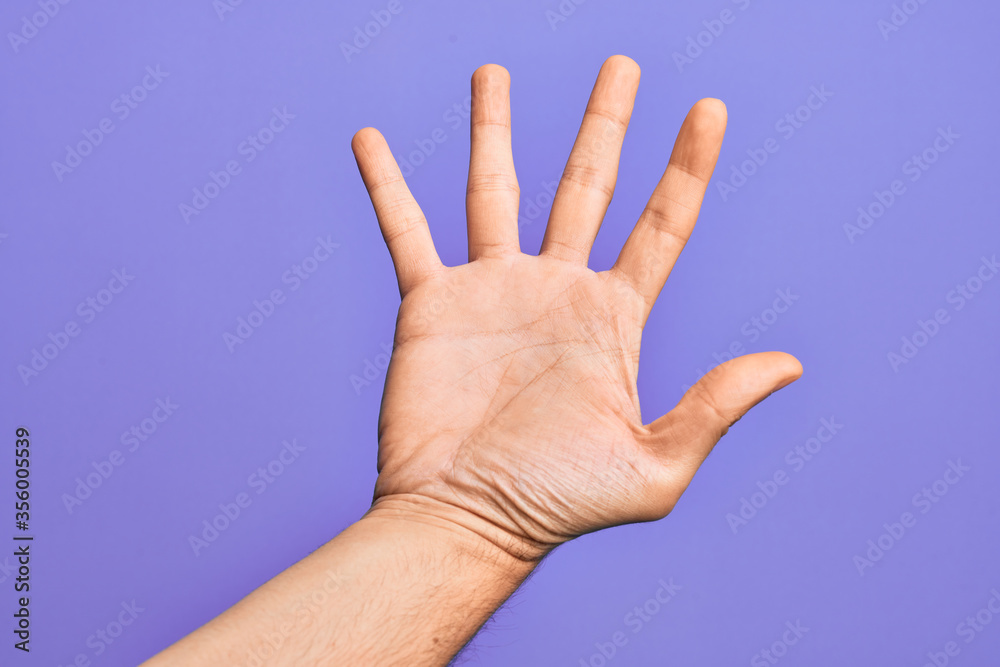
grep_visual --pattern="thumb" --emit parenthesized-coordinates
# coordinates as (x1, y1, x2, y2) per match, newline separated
(646, 351, 803, 471)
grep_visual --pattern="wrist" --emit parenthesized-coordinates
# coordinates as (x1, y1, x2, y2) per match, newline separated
(364, 493, 552, 571)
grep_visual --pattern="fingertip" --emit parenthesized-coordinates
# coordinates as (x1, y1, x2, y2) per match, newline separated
(698, 97, 727, 114)
(472, 63, 511, 88)
(352, 126, 384, 154)
(603, 54, 641, 82)
(692, 98, 728, 130)
(787, 354, 804, 379)
(767, 351, 804, 391)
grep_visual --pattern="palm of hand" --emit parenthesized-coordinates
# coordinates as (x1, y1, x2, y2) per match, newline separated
(377, 256, 658, 550)
(354, 57, 801, 560)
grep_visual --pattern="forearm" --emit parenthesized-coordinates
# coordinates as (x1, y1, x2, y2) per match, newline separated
(142, 495, 541, 666)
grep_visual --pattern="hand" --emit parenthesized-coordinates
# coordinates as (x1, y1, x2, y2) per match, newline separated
(352, 55, 802, 563)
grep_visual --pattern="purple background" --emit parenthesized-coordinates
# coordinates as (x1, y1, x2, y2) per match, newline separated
(2, 0, 999, 665)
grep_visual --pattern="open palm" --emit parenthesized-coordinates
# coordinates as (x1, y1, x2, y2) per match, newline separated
(352, 56, 802, 561)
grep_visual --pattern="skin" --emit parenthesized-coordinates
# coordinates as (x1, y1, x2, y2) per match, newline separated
(142, 55, 802, 666)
